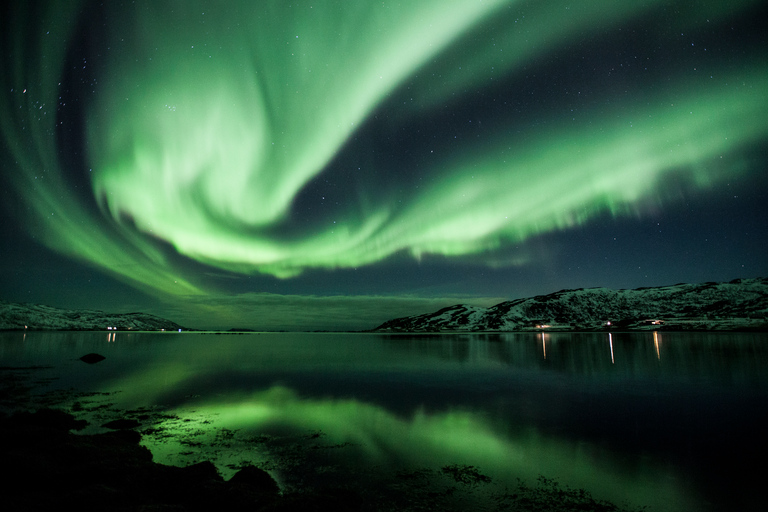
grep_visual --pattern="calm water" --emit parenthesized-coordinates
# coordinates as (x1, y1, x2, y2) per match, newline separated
(1, 331, 767, 511)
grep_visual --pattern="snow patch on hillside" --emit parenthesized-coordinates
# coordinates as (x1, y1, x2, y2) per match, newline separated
(0, 301, 185, 331)
(375, 278, 768, 332)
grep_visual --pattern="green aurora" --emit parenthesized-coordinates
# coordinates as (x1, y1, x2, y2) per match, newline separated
(1, 0, 767, 327)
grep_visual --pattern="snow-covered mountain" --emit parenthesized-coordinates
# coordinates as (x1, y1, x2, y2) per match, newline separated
(375, 278, 768, 332)
(0, 301, 185, 331)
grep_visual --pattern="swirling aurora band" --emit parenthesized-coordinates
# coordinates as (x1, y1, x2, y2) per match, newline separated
(1, 0, 766, 297)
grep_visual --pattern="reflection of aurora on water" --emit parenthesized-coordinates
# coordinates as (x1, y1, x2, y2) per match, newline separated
(138, 386, 690, 511)
(72, 330, 762, 512)
(1, 0, 767, 309)
(7, 330, 767, 510)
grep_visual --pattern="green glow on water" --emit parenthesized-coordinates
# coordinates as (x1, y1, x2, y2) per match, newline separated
(1, 0, 765, 293)
(9, 330, 756, 511)
(84, 330, 698, 510)
(137, 385, 692, 511)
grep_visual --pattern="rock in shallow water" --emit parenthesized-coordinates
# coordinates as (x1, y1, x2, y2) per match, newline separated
(0, 408, 284, 511)
(229, 465, 281, 496)
(79, 353, 106, 364)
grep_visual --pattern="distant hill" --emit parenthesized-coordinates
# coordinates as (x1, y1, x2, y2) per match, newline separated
(0, 301, 186, 331)
(375, 278, 768, 332)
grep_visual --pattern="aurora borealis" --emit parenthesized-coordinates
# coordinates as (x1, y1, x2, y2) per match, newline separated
(2, 0, 767, 330)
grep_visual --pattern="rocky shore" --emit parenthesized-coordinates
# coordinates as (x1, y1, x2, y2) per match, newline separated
(0, 408, 363, 511)
(0, 365, 648, 512)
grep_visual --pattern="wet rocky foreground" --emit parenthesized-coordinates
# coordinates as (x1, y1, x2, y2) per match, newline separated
(0, 408, 367, 511)
(0, 365, 646, 512)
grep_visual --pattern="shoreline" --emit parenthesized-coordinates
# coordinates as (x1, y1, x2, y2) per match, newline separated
(1, 365, 650, 512)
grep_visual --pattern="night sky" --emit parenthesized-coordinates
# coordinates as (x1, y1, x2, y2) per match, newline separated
(1, 0, 767, 330)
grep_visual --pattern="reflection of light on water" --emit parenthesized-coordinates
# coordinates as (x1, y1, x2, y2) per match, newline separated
(137, 385, 690, 511)
(654, 331, 661, 360)
(609, 333, 614, 364)
(6, 331, 729, 512)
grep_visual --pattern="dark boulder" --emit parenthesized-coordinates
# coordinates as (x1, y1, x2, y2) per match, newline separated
(229, 465, 281, 495)
(80, 353, 106, 364)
